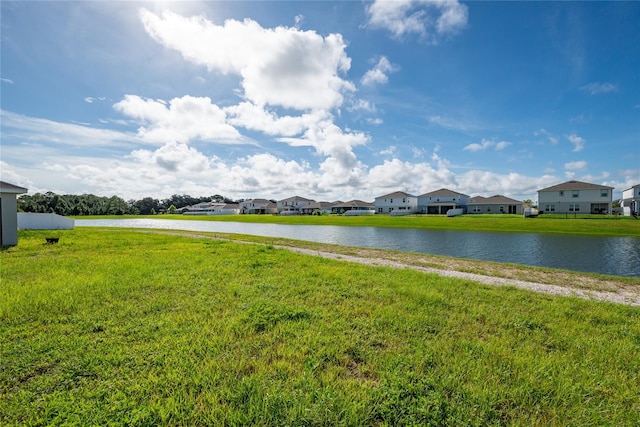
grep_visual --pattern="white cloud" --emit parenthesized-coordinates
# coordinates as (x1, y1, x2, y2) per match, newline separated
(463, 138, 510, 152)
(566, 133, 585, 152)
(494, 141, 511, 151)
(564, 160, 587, 171)
(84, 96, 106, 103)
(1, 78, 14, 84)
(139, 9, 354, 110)
(131, 142, 211, 172)
(379, 146, 397, 156)
(0, 109, 141, 148)
(361, 56, 398, 86)
(113, 95, 244, 144)
(427, 115, 468, 131)
(225, 101, 319, 137)
(536, 128, 558, 144)
(365, 0, 468, 41)
(580, 82, 618, 95)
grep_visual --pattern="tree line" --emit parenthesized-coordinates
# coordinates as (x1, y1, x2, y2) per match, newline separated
(17, 192, 237, 216)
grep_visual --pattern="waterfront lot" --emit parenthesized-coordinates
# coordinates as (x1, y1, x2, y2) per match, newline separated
(78, 213, 640, 237)
(2, 229, 639, 425)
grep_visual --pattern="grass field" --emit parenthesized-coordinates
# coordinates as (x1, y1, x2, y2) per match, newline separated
(76, 213, 640, 237)
(2, 229, 639, 425)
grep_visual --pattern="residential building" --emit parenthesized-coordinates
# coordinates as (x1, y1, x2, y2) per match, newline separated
(277, 196, 315, 214)
(468, 195, 523, 214)
(1, 181, 28, 246)
(302, 201, 338, 215)
(417, 188, 470, 214)
(332, 200, 376, 216)
(621, 184, 640, 216)
(537, 180, 613, 214)
(374, 191, 418, 214)
(239, 199, 277, 215)
(182, 201, 226, 215)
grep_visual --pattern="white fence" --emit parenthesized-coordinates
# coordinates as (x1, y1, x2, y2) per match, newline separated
(18, 213, 75, 230)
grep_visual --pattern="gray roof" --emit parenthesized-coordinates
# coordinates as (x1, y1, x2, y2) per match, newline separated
(418, 188, 469, 198)
(469, 195, 522, 205)
(538, 180, 613, 192)
(375, 191, 416, 199)
(278, 195, 315, 203)
(305, 201, 337, 209)
(0, 181, 28, 194)
(333, 200, 374, 208)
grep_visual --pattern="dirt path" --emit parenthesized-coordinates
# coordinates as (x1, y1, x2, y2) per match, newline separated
(145, 230, 640, 307)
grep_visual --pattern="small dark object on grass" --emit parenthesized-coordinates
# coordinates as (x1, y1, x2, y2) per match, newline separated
(45, 237, 59, 244)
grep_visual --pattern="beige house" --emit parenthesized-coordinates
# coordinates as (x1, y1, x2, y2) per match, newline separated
(537, 180, 613, 214)
(239, 199, 277, 214)
(468, 195, 523, 214)
(1, 181, 28, 246)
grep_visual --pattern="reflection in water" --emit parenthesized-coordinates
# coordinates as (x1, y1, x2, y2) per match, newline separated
(76, 219, 640, 277)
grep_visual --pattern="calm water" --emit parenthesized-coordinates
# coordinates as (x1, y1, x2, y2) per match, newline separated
(77, 219, 640, 277)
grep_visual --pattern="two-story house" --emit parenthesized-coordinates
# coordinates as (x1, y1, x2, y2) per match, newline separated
(239, 199, 277, 215)
(277, 196, 315, 215)
(374, 191, 418, 215)
(537, 180, 613, 214)
(417, 188, 471, 214)
(621, 184, 640, 216)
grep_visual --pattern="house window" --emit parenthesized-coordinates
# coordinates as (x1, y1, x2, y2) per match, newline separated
(544, 204, 555, 212)
(559, 191, 564, 197)
(572, 190, 579, 198)
(472, 206, 481, 213)
(499, 206, 505, 213)
(601, 189, 608, 197)
(569, 204, 580, 212)
(378, 208, 383, 213)
(390, 199, 393, 204)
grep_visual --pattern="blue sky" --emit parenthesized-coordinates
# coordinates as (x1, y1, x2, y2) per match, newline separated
(1, 1, 638, 202)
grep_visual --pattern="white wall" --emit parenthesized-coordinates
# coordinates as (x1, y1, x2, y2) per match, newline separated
(18, 213, 75, 230)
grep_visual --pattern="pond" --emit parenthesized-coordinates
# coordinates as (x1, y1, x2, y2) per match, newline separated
(76, 219, 640, 277)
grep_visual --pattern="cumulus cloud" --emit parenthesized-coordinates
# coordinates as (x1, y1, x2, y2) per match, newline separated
(361, 56, 398, 86)
(535, 128, 558, 145)
(365, 0, 468, 41)
(564, 160, 587, 171)
(580, 82, 618, 95)
(113, 95, 244, 145)
(463, 139, 511, 152)
(139, 9, 354, 110)
(566, 133, 585, 152)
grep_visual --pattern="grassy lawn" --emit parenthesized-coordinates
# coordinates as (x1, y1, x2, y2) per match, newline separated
(2, 229, 639, 426)
(76, 213, 640, 237)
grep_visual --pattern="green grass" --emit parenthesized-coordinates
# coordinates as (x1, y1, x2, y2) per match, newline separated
(76, 213, 640, 237)
(2, 229, 639, 426)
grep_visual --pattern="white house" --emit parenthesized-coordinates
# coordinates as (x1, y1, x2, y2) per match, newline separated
(1, 181, 28, 246)
(239, 199, 277, 215)
(537, 180, 613, 214)
(374, 191, 418, 215)
(468, 195, 523, 214)
(621, 184, 640, 216)
(277, 196, 315, 214)
(417, 188, 470, 214)
(182, 201, 227, 215)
